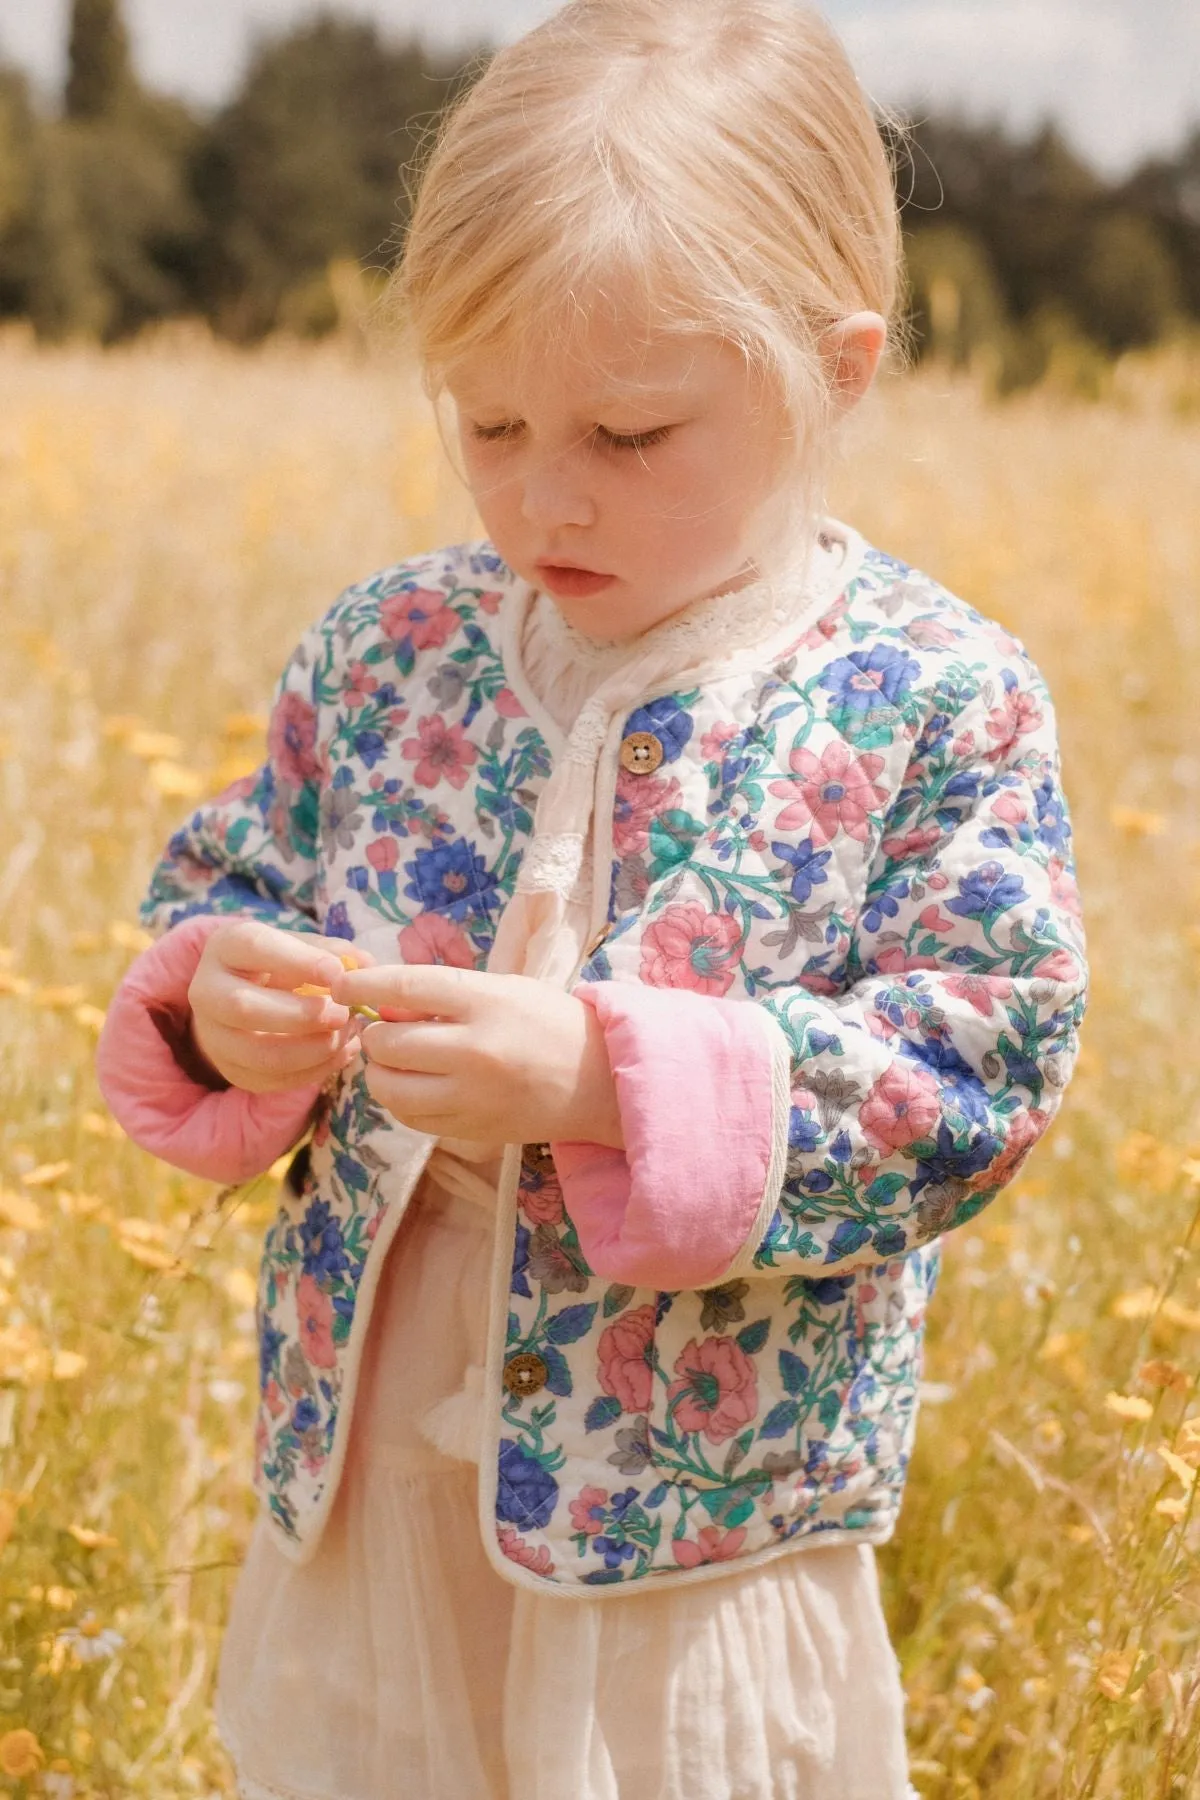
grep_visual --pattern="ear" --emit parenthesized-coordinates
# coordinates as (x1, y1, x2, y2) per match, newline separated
(823, 311, 888, 412)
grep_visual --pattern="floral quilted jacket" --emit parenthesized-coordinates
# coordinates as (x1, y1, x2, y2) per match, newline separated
(135, 529, 1087, 1594)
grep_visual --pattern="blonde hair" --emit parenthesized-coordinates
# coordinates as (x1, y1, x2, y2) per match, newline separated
(393, 0, 902, 552)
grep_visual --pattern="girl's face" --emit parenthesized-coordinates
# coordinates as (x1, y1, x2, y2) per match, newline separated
(447, 296, 795, 640)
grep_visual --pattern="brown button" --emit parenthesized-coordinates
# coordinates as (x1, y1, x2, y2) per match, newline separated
(503, 1352, 549, 1399)
(619, 731, 664, 777)
(525, 1142, 555, 1178)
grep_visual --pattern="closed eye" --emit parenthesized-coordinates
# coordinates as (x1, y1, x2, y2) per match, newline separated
(468, 421, 674, 453)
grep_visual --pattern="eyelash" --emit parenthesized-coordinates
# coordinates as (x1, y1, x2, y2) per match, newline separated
(471, 422, 673, 453)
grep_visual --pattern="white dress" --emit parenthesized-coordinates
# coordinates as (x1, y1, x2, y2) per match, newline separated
(215, 598, 914, 1800)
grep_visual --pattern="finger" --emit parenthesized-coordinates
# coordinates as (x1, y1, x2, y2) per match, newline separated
(358, 1020, 463, 1074)
(203, 979, 350, 1035)
(211, 920, 352, 990)
(362, 1063, 458, 1128)
(199, 1019, 352, 1081)
(332, 961, 479, 1021)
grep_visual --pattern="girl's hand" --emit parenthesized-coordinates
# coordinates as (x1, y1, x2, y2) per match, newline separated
(187, 921, 373, 1094)
(330, 964, 624, 1149)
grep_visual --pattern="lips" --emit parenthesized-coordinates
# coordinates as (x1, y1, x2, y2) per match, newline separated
(535, 562, 616, 599)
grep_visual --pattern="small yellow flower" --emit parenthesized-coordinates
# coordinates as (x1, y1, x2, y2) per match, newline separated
(80, 1111, 123, 1141)
(67, 1524, 118, 1549)
(45, 1585, 76, 1612)
(1111, 1286, 1158, 1320)
(51, 1350, 87, 1382)
(148, 759, 204, 799)
(108, 921, 153, 954)
(1139, 1358, 1191, 1394)
(0, 1728, 44, 1778)
(1155, 1496, 1188, 1522)
(73, 1003, 107, 1034)
(32, 985, 88, 1010)
(1096, 1650, 1136, 1701)
(223, 1267, 258, 1310)
(1175, 1418, 1200, 1467)
(222, 711, 269, 740)
(1160, 1297, 1200, 1332)
(128, 729, 184, 760)
(1105, 1391, 1153, 1422)
(1109, 805, 1167, 837)
(20, 1161, 72, 1189)
(1033, 1417, 1065, 1453)
(1159, 1445, 1197, 1489)
(0, 1190, 46, 1232)
(69, 931, 103, 953)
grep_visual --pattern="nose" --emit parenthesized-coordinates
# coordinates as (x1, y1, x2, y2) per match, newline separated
(519, 450, 597, 534)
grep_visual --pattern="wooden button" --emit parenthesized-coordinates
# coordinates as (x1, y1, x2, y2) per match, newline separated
(525, 1142, 555, 1178)
(503, 1352, 549, 1399)
(619, 731, 664, 777)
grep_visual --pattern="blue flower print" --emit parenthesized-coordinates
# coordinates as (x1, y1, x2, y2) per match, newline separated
(324, 902, 354, 941)
(624, 696, 694, 764)
(299, 1199, 348, 1281)
(404, 837, 496, 921)
(819, 645, 921, 713)
(771, 838, 832, 905)
(593, 1535, 636, 1570)
(946, 860, 1029, 922)
(900, 1036, 992, 1124)
(1033, 770, 1071, 856)
(511, 1222, 532, 1299)
(259, 1323, 285, 1393)
(496, 1439, 559, 1531)
(292, 1396, 319, 1434)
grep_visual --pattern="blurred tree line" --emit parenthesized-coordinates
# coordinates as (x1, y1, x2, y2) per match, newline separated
(0, 0, 1198, 386)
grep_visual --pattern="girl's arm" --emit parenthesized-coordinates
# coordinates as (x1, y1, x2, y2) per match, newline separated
(96, 615, 338, 1181)
(553, 642, 1087, 1286)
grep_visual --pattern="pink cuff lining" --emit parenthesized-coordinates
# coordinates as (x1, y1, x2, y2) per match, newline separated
(95, 914, 323, 1185)
(550, 983, 790, 1290)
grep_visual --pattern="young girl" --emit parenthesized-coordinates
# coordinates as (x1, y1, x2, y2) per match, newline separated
(96, 2, 1088, 1795)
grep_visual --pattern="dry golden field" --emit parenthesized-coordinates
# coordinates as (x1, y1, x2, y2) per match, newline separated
(0, 328, 1197, 1797)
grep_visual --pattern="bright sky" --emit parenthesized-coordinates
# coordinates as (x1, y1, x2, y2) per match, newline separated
(1, 0, 1197, 176)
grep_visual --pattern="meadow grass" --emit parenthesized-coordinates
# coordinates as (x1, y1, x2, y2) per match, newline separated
(0, 328, 1197, 1797)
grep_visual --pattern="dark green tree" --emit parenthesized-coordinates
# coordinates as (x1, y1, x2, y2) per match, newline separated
(194, 17, 477, 337)
(0, 68, 38, 317)
(65, 0, 133, 121)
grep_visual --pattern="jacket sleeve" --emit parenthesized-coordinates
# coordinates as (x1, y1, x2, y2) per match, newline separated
(565, 638, 1087, 1283)
(96, 614, 339, 1179)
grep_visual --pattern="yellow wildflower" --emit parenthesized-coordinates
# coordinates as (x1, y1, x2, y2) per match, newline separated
(0, 970, 32, 997)
(67, 1524, 118, 1550)
(32, 985, 88, 1009)
(45, 1586, 75, 1611)
(1105, 1391, 1153, 1422)
(1157, 1446, 1197, 1490)
(108, 921, 153, 954)
(1175, 1418, 1200, 1467)
(100, 714, 143, 742)
(80, 1110, 123, 1141)
(21, 1161, 72, 1189)
(1160, 1296, 1200, 1332)
(73, 1003, 107, 1034)
(0, 1728, 44, 1778)
(1139, 1358, 1191, 1394)
(1096, 1650, 1136, 1700)
(223, 1267, 259, 1309)
(222, 711, 269, 739)
(1109, 805, 1166, 836)
(1111, 1286, 1158, 1320)
(1155, 1496, 1188, 1522)
(148, 759, 204, 799)
(0, 1190, 45, 1232)
(127, 729, 184, 760)
(51, 1350, 87, 1382)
